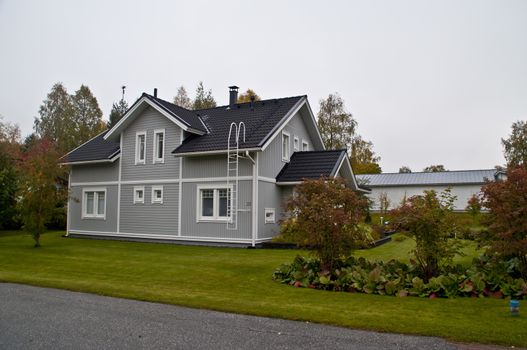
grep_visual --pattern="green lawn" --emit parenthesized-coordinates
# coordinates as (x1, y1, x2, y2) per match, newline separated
(0, 231, 525, 347)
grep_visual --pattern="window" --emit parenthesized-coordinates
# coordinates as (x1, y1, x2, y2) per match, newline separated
(293, 136, 299, 152)
(153, 129, 165, 163)
(134, 186, 144, 204)
(152, 186, 163, 204)
(135, 131, 146, 164)
(302, 140, 309, 151)
(282, 131, 290, 162)
(264, 208, 275, 224)
(82, 188, 106, 219)
(197, 186, 231, 222)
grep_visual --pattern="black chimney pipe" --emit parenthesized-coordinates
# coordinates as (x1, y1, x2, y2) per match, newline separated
(229, 86, 239, 108)
(154, 88, 158, 98)
(250, 95, 255, 110)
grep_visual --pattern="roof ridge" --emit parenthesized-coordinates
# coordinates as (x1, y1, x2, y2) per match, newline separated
(193, 94, 307, 112)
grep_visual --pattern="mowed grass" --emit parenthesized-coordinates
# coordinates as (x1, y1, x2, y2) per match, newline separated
(0, 231, 525, 347)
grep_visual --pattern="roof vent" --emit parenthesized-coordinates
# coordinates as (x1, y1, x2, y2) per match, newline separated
(250, 95, 255, 110)
(229, 86, 239, 108)
(154, 88, 158, 98)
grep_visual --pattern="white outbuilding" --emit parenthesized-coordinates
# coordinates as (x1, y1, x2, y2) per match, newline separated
(356, 169, 506, 212)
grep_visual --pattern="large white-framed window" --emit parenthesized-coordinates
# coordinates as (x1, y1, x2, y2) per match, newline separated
(196, 185, 232, 222)
(82, 187, 106, 220)
(264, 208, 276, 224)
(153, 129, 165, 163)
(302, 140, 309, 151)
(293, 136, 299, 152)
(133, 186, 145, 204)
(135, 131, 146, 164)
(151, 186, 164, 204)
(282, 131, 290, 162)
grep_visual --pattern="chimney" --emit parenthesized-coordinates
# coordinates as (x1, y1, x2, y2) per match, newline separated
(153, 88, 158, 98)
(229, 86, 239, 108)
(250, 95, 255, 110)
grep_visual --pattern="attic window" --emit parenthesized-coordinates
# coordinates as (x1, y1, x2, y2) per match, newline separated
(293, 136, 299, 152)
(153, 129, 165, 163)
(302, 140, 309, 151)
(135, 131, 146, 164)
(282, 131, 290, 162)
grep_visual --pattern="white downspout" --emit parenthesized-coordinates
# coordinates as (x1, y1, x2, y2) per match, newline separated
(116, 132, 123, 234)
(252, 152, 259, 247)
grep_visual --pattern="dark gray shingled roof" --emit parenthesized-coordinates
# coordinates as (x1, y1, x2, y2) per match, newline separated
(172, 95, 305, 154)
(275, 150, 347, 183)
(356, 169, 498, 187)
(60, 130, 120, 164)
(143, 93, 207, 133)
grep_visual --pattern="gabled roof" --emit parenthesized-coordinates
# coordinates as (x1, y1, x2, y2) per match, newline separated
(59, 130, 120, 165)
(276, 150, 347, 183)
(104, 93, 207, 141)
(356, 169, 499, 187)
(172, 95, 307, 155)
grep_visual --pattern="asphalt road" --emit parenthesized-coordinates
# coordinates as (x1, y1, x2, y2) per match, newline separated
(0, 283, 473, 349)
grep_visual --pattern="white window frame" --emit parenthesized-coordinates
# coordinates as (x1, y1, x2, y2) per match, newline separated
(152, 129, 165, 164)
(135, 131, 146, 165)
(196, 184, 232, 222)
(82, 187, 107, 220)
(133, 186, 145, 204)
(151, 185, 164, 204)
(282, 131, 290, 162)
(264, 208, 276, 224)
(293, 136, 299, 152)
(302, 140, 309, 151)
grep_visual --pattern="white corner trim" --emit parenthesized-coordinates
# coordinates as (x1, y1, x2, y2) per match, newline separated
(178, 128, 183, 237)
(117, 133, 123, 233)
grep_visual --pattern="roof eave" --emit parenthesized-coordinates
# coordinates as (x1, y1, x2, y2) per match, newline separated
(60, 153, 121, 166)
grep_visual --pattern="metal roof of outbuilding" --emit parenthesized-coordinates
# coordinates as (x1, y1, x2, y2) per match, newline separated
(356, 169, 499, 187)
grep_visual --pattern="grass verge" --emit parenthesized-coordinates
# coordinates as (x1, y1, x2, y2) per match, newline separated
(0, 231, 525, 347)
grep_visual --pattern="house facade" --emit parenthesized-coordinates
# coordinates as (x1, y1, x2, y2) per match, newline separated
(357, 170, 505, 212)
(62, 87, 364, 246)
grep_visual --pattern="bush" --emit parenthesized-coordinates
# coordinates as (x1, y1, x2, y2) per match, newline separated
(389, 189, 462, 281)
(281, 177, 369, 271)
(273, 254, 527, 299)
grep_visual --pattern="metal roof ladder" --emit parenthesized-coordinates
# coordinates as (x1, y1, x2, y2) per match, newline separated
(226, 122, 245, 230)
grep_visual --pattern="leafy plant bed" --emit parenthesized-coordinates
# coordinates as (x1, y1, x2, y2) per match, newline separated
(273, 255, 527, 299)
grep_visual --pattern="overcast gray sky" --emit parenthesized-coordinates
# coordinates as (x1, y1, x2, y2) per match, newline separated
(0, 0, 526, 172)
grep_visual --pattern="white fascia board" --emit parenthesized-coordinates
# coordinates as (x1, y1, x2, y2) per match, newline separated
(275, 181, 302, 186)
(105, 96, 205, 141)
(60, 154, 121, 166)
(260, 97, 306, 151)
(303, 99, 326, 151)
(173, 148, 261, 157)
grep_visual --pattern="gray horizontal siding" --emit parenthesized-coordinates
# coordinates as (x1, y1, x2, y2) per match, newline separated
(181, 181, 252, 240)
(257, 181, 284, 239)
(182, 154, 252, 178)
(69, 185, 118, 232)
(121, 106, 181, 181)
(120, 184, 179, 236)
(71, 162, 119, 183)
(259, 112, 316, 178)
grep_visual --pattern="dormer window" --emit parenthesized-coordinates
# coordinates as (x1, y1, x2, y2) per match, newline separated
(135, 131, 146, 164)
(282, 131, 290, 162)
(153, 129, 165, 163)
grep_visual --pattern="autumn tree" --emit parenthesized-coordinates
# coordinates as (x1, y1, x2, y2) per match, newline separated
(399, 166, 412, 173)
(192, 81, 216, 110)
(466, 194, 482, 224)
(502, 120, 527, 169)
(173, 85, 193, 109)
(0, 117, 21, 229)
(108, 99, 129, 128)
(423, 164, 447, 172)
(317, 93, 357, 151)
(282, 177, 369, 271)
(390, 189, 461, 281)
(480, 167, 527, 279)
(378, 191, 391, 216)
(71, 85, 106, 142)
(350, 136, 381, 174)
(237, 89, 261, 103)
(18, 139, 66, 247)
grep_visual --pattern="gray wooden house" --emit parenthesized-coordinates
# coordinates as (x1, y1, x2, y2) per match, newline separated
(61, 86, 364, 246)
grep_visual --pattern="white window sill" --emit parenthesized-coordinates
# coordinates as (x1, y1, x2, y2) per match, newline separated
(197, 218, 230, 223)
(82, 216, 106, 220)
